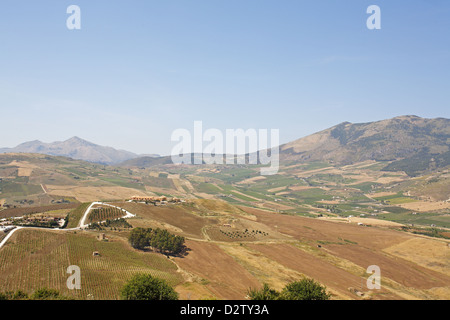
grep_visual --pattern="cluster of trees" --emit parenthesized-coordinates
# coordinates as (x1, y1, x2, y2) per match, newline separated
(247, 278, 331, 300)
(315, 204, 342, 214)
(13, 219, 60, 229)
(129, 227, 185, 255)
(120, 273, 178, 300)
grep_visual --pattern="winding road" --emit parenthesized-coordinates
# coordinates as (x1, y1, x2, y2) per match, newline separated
(0, 202, 135, 249)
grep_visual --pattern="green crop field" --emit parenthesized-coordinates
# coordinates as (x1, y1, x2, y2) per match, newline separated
(65, 203, 91, 229)
(88, 206, 125, 223)
(100, 177, 146, 190)
(194, 182, 222, 194)
(0, 229, 183, 299)
(0, 181, 42, 197)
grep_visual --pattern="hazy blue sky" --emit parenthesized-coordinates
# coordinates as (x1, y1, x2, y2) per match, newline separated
(1, 1, 449, 155)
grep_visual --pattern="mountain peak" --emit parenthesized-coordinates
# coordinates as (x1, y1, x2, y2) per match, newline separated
(64, 136, 96, 147)
(391, 115, 421, 121)
(67, 136, 83, 141)
(66, 136, 89, 142)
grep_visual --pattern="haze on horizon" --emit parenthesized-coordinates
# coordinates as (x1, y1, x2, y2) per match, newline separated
(1, 0, 449, 155)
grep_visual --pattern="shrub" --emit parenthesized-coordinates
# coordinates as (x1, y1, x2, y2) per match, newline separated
(281, 278, 331, 300)
(13, 290, 29, 300)
(247, 283, 280, 300)
(31, 288, 61, 300)
(120, 273, 178, 300)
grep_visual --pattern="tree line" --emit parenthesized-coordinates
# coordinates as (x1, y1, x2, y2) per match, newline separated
(128, 227, 185, 255)
(1, 276, 330, 301)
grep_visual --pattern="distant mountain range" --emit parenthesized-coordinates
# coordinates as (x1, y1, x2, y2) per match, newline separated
(0, 136, 159, 165)
(1, 115, 449, 175)
(120, 115, 450, 176)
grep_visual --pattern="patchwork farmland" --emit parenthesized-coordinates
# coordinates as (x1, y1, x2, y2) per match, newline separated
(0, 153, 449, 300)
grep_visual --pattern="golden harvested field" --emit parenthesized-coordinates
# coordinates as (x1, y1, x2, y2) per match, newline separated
(46, 185, 153, 202)
(367, 192, 398, 198)
(17, 167, 33, 177)
(319, 216, 405, 227)
(383, 238, 450, 276)
(398, 201, 450, 212)
(237, 176, 267, 185)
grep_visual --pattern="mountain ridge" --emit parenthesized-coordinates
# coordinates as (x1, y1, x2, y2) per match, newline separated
(119, 115, 450, 175)
(280, 115, 450, 166)
(1, 115, 449, 173)
(0, 136, 141, 165)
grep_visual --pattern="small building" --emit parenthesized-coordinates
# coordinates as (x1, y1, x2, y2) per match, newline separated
(92, 251, 100, 257)
(97, 233, 106, 241)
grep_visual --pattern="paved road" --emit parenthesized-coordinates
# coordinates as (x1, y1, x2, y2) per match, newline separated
(78, 202, 135, 229)
(0, 226, 23, 249)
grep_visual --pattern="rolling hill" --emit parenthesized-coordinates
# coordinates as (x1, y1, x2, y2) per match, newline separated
(118, 115, 450, 176)
(280, 115, 450, 171)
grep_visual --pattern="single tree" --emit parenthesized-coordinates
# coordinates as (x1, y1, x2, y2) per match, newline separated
(120, 273, 178, 300)
(280, 278, 330, 300)
(247, 283, 280, 300)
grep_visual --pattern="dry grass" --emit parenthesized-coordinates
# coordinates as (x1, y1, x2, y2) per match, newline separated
(247, 243, 387, 299)
(116, 202, 217, 239)
(46, 185, 153, 202)
(237, 176, 266, 185)
(383, 238, 450, 276)
(399, 201, 450, 212)
(173, 240, 260, 299)
(175, 281, 217, 300)
(219, 243, 304, 292)
(367, 192, 398, 198)
(17, 168, 33, 177)
(318, 216, 405, 227)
